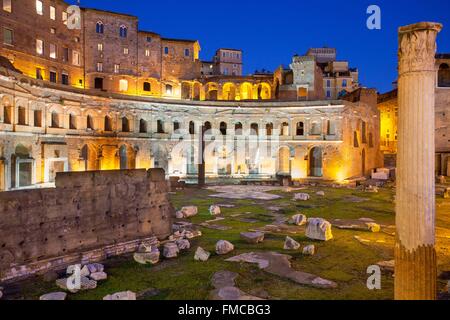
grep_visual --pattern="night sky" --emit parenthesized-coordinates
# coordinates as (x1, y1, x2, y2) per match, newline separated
(68, 0, 450, 93)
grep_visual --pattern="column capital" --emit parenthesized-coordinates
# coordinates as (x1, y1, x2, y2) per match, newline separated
(398, 22, 443, 75)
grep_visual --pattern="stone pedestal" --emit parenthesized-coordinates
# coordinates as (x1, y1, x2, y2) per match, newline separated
(396, 22, 442, 300)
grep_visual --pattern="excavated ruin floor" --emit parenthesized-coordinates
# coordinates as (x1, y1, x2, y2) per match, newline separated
(4, 183, 450, 300)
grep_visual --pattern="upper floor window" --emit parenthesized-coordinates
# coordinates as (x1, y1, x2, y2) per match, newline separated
(145, 49, 150, 57)
(123, 47, 129, 55)
(3, 28, 13, 45)
(36, 0, 43, 15)
(50, 6, 56, 20)
(96, 22, 104, 34)
(36, 39, 44, 55)
(184, 49, 190, 57)
(96, 62, 103, 72)
(49, 43, 56, 59)
(326, 90, 331, 98)
(164, 47, 169, 55)
(146, 36, 152, 43)
(326, 80, 331, 87)
(72, 50, 81, 66)
(97, 43, 103, 52)
(62, 11, 68, 25)
(114, 64, 120, 73)
(143, 82, 151, 92)
(438, 63, 450, 87)
(119, 25, 127, 38)
(3, 0, 12, 13)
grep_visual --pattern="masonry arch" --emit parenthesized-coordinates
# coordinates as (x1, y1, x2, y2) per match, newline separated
(240, 82, 253, 100)
(256, 83, 271, 100)
(438, 63, 450, 87)
(205, 82, 219, 100)
(222, 83, 237, 100)
(1, 95, 13, 124)
(11, 143, 33, 188)
(308, 146, 323, 177)
(181, 82, 192, 100)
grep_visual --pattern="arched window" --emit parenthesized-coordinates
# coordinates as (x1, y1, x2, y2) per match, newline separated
(119, 79, 128, 92)
(173, 121, 180, 132)
(104, 116, 112, 132)
(143, 82, 151, 92)
(119, 25, 127, 38)
(438, 63, 450, 87)
(18, 106, 26, 125)
(165, 84, 173, 95)
(87, 115, 94, 130)
(250, 123, 259, 136)
(122, 117, 130, 132)
(266, 123, 273, 136)
(69, 114, 76, 129)
(51, 112, 60, 128)
(220, 122, 227, 135)
(296, 122, 304, 136)
(204, 121, 212, 135)
(235, 122, 243, 135)
(96, 21, 104, 34)
(139, 119, 147, 133)
(3, 105, 12, 124)
(310, 122, 321, 135)
(281, 122, 289, 136)
(157, 120, 165, 133)
(189, 121, 195, 135)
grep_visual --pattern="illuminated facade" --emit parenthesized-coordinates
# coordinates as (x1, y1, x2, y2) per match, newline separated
(377, 53, 450, 176)
(0, 0, 383, 191)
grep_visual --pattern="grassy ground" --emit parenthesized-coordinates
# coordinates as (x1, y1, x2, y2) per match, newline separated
(9, 184, 450, 300)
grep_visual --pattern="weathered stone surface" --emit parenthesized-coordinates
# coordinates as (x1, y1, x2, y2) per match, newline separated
(194, 247, 211, 262)
(207, 186, 282, 201)
(176, 239, 191, 251)
(90, 272, 107, 281)
(184, 230, 202, 239)
(176, 206, 198, 219)
(366, 185, 379, 193)
(86, 263, 104, 274)
(0, 170, 173, 282)
(284, 236, 301, 250)
(209, 205, 221, 216)
(366, 223, 381, 233)
(163, 243, 180, 258)
(80, 265, 91, 277)
(226, 252, 337, 289)
(306, 218, 333, 241)
(211, 271, 238, 289)
(216, 240, 235, 255)
(290, 214, 307, 226)
(240, 232, 265, 244)
(39, 292, 67, 301)
(103, 291, 137, 300)
(316, 191, 325, 196)
(56, 276, 97, 293)
(294, 193, 310, 201)
(303, 245, 315, 256)
(134, 249, 160, 265)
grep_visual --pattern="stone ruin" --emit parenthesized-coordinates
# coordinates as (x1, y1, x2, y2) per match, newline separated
(0, 169, 174, 282)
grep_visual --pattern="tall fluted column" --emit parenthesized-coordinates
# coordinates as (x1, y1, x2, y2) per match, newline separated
(396, 22, 442, 300)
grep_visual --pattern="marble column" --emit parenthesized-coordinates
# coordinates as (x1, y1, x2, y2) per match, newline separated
(396, 22, 442, 300)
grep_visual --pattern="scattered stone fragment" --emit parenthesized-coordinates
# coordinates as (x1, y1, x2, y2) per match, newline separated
(306, 218, 333, 241)
(284, 236, 301, 250)
(216, 204, 235, 208)
(176, 239, 191, 251)
(226, 252, 337, 289)
(173, 221, 193, 232)
(240, 232, 265, 244)
(359, 218, 376, 223)
(316, 191, 325, 196)
(90, 272, 108, 281)
(211, 286, 265, 300)
(134, 246, 160, 265)
(211, 271, 238, 289)
(209, 205, 221, 215)
(176, 206, 198, 219)
(163, 242, 180, 258)
(194, 247, 211, 262)
(80, 265, 91, 277)
(366, 223, 381, 233)
(377, 260, 395, 273)
(103, 291, 136, 301)
(56, 276, 97, 293)
(354, 235, 371, 245)
(137, 288, 161, 299)
(290, 214, 307, 226)
(39, 292, 67, 301)
(268, 206, 284, 212)
(86, 263, 104, 274)
(366, 186, 379, 193)
(184, 230, 202, 239)
(303, 245, 316, 256)
(200, 223, 231, 231)
(216, 240, 235, 255)
(294, 193, 310, 201)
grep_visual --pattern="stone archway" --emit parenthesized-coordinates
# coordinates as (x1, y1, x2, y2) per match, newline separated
(309, 147, 323, 177)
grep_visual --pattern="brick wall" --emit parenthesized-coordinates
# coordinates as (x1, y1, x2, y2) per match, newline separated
(0, 168, 174, 279)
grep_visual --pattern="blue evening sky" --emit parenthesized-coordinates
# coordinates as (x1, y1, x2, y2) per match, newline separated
(68, 0, 450, 93)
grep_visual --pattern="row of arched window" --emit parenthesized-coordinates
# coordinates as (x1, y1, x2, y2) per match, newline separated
(96, 21, 128, 38)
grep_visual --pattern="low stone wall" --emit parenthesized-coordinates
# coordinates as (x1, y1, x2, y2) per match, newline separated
(0, 169, 174, 281)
